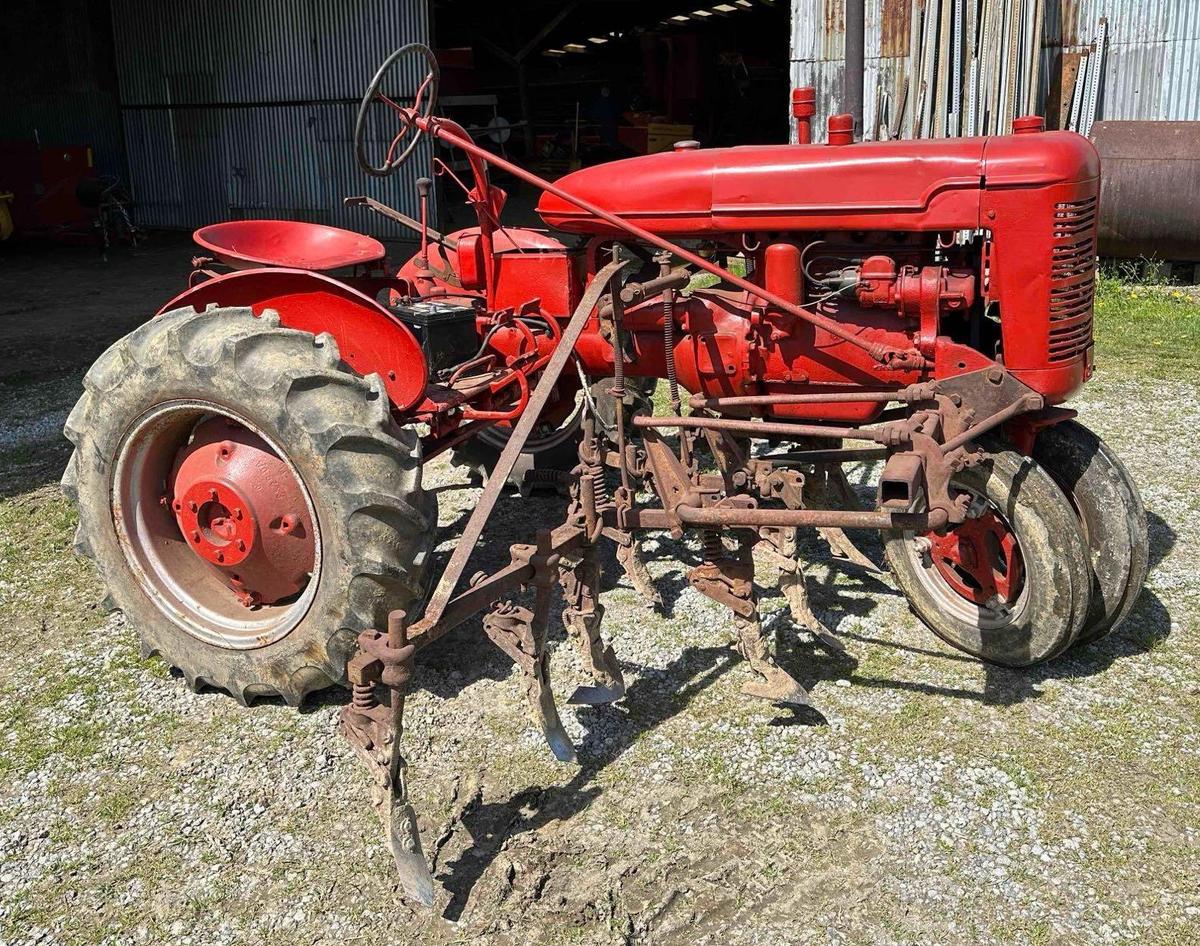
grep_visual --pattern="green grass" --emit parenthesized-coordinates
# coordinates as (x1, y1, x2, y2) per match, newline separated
(1093, 277, 1200, 381)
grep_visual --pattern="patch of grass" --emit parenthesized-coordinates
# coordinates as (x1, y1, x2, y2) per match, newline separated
(95, 784, 140, 822)
(1093, 277, 1200, 381)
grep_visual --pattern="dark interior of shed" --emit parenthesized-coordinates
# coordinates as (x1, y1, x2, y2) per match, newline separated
(431, 0, 791, 167)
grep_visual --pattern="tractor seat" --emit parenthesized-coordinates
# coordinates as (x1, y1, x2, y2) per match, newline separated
(194, 220, 386, 272)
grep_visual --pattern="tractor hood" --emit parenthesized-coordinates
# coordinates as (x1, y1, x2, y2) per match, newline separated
(536, 132, 1097, 236)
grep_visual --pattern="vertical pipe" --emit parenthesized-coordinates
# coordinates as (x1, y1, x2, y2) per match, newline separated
(845, 0, 866, 137)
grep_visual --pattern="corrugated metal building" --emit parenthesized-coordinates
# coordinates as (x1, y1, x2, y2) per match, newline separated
(790, 0, 1200, 141)
(110, 0, 432, 234)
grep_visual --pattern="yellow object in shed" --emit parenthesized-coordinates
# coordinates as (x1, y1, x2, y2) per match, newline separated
(0, 192, 12, 241)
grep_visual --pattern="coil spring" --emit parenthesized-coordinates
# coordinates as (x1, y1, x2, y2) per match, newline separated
(587, 459, 612, 510)
(663, 290, 680, 410)
(351, 681, 377, 710)
(702, 529, 724, 564)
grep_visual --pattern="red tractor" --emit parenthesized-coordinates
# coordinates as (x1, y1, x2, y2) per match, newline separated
(63, 46, 1145, 903)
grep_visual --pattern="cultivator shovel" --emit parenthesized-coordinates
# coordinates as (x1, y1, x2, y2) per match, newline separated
(339, 611, 435, 906)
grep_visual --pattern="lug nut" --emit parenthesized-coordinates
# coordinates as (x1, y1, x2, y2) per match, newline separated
(191, 531, 201, 543)
(188, 500, 198, 512)
(236, 539, 245, 552)
(278, 514, 298, 533)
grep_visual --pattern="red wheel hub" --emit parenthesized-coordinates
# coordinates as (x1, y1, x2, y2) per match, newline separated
(169, 418, 315, 608)
(926, 507, 1024, 606)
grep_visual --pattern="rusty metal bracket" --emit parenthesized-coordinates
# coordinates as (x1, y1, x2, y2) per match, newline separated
(411, 256, 632, 643)
(339, 610, 434, 907)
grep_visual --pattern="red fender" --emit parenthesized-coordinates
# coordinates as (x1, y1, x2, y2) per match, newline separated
(157, 268, 427, 413)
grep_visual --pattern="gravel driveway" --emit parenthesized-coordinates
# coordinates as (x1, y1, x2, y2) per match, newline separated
(0, 254, 1195, 945)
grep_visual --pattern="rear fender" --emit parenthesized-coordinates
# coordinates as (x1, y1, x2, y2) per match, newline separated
(157, 268, 427, 414)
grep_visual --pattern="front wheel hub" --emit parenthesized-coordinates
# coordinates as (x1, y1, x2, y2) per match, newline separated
(170, 418, 315, 607)
(925, 505, 1024, 608)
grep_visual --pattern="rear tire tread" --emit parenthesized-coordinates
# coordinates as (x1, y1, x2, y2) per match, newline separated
(63, 306, 434, 706)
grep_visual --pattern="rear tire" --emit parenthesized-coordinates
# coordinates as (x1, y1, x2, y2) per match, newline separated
(885, 446, 1092, 666)
(1033, 420, 1148, 644)
(61, 305, 435, 707)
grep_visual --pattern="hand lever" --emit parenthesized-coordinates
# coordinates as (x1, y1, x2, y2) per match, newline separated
(416, 177, 433, 270)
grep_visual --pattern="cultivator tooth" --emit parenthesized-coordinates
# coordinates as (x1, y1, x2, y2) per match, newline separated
(734, 614, 813, 707)
(483, 591, 577, 763)
(808, 465, 883, 574)
(339, 611, 435, 907)
(778, 570, 846, 654)
(560, 548, 626, 706)
(690, 532, 813, 708)
(756, 542, 846, 655)
(819, 526, 883, 574)
(614, 534, 663, 610)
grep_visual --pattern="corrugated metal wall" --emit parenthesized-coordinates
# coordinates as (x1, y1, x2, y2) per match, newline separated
(111, 0, 432, 234)
(790, 0, 1200, 141)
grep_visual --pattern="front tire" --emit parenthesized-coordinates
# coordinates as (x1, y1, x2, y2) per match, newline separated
(885, 446, 1092, 666)
(1033, 420, 1148, 645)
(61, 305, 435, 706)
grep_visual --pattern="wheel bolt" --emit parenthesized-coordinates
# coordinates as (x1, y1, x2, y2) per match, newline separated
(233, 508, 243, 521)
(278, 514, 297, 533)
(188, 500, 198, 512)
(236, 539, 245, 552)
(191, 531, 201, 543)
(209, 488, 219, 502)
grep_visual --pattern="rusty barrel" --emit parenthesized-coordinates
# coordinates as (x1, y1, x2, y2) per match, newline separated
(1090, 121, 1200, 262)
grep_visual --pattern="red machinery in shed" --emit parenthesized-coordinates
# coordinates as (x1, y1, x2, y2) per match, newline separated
(63, 45, 1145, 904)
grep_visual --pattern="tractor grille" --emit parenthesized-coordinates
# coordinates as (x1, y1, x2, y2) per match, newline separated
(1047, 196, 1097, 363)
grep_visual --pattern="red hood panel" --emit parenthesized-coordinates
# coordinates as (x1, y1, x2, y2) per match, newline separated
(536, 133, 1097, 236)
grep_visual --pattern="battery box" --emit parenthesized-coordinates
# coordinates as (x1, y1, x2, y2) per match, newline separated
(392, 300, 479, 374)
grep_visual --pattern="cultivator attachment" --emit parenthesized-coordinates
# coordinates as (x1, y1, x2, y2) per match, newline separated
(482, 590, 577, 764)
(560, 545, 626, 706)
(339, 611, 435, 906)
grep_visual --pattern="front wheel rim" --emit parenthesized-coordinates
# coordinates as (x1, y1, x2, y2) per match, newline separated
(905, 488, 1028, 629)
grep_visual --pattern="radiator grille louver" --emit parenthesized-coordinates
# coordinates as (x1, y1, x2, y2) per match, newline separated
(1048, 196, 1097, 363)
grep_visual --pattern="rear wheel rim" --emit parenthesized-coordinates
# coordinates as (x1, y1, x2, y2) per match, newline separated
(112, 400, 322, 650)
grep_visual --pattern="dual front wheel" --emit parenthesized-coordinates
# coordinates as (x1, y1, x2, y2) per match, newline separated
(885, 423, 1147, 666)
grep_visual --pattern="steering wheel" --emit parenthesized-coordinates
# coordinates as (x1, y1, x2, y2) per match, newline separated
(354, 43, 440, 178)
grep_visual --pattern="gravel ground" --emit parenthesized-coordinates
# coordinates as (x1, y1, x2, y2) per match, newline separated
(0, 355, 1196, 944)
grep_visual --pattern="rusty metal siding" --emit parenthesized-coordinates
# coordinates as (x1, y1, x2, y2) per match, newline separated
(111, 0, 431, 235)
(791, 0, 1200, 141)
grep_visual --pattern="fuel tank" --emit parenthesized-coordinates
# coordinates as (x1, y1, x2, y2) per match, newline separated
(537, 132, 1097, 236)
